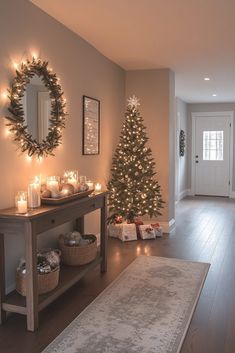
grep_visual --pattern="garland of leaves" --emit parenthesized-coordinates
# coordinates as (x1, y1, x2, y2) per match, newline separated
(179, 129, 186, 157)
(5, 57, 67, 158)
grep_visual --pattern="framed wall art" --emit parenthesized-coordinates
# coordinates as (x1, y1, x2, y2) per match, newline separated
(82, 96, 100, 155)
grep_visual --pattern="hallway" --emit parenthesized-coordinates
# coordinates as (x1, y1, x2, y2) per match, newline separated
(1, 196, 235, 353)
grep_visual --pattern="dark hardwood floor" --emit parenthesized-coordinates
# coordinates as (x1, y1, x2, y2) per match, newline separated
(1, 196, 235, 353)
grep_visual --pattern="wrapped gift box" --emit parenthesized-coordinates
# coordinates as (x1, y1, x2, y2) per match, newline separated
(151, 223, 163, 237)
(139, 225, 156, 240)
(154, 226, 163, 237)
(109, 223, 137, 242)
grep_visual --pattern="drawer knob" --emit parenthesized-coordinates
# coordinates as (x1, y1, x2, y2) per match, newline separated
(51, 219, 55, 224)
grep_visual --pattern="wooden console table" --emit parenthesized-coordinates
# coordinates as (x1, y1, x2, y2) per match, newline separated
(0, 191, 108, 331)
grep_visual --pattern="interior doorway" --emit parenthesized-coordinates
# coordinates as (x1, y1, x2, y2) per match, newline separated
(191, 111, 233, 197)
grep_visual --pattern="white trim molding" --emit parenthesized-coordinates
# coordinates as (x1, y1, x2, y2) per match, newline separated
(178, 189, 189, 201)
(191, 111, 234, 198)
(176, 189, 191, 204)
(159, 219, 175, 234)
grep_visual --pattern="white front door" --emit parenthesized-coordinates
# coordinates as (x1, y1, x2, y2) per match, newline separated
(194, 113, 231, 196)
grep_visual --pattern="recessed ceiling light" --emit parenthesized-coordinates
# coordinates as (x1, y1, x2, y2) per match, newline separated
(212, 94, 217, 97)
(204, 77, 210, 81)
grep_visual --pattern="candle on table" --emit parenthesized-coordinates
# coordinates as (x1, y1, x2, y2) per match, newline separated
(64, 171, 78, 191)
(87, 181, 94, 190)
(16, 191, 28, 214)
(46, 176, 60, 193)
(28, 176, 41, 208)
(95, 183, 102, 192)
(79, 175, 87, 185)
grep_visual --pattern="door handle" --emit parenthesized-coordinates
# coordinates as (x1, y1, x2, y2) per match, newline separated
(195, 161, 199, 163)
(195, 155, 198, 158)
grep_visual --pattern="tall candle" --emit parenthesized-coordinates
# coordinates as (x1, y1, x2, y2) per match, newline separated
(28, 176, 41, 208)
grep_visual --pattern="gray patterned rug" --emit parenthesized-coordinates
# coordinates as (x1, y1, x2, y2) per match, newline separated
(43, 256, 209, 353)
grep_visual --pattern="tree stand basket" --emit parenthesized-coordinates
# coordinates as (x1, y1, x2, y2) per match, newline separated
(16, 267, 60, 296)
(59, 234, 97, 266)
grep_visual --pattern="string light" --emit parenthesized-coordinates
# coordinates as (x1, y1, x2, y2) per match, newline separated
(12, 62, 18, 69)
(26, 155, 32, 162)
(37, 156, 43, 163)
(1, 92, 8, 100)
(4, 128, 10, 137)
(32, 52, 38, 59)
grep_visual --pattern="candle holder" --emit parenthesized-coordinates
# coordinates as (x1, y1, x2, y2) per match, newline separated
(95, 183, 102, 193)
(46, 176, 60, 194)
(64, 170, 78, 191)
(87, 180, 94, 190)
(16, 191, 28, 214)
(28, 176, 41, 208)
(79, 175, 87, 185)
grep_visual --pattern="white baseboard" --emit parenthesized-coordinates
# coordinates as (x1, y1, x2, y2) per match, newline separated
(159, 218, 175, 234)
(187, 189, 194, 196)
(179, 189, 190, 200)
(176, 189, 191, 203)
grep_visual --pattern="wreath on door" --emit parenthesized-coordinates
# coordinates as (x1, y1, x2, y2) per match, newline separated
(179, 130, 186, 157)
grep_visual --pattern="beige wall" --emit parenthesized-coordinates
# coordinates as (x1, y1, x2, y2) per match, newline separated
(0, 0, 125, 291)
(187, 103, 235, 191)
(126, 69, 175, 223)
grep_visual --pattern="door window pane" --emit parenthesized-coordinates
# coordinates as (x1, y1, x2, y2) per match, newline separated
(203, 131, 223, 161)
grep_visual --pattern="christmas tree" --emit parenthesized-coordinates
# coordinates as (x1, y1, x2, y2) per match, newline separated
(108, 96, 163, 223)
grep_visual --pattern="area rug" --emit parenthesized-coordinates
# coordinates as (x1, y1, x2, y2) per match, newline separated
(43, 256, 210, 353)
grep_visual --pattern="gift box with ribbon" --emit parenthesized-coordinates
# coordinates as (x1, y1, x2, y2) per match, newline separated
(139, 224, 156, 240)
(109, 222, 137, 242)
(151, 223, 163, 237)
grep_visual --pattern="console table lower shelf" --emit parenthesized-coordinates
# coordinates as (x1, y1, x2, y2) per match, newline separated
(0, 191, 108, 331)
(3, 253, 102, 315)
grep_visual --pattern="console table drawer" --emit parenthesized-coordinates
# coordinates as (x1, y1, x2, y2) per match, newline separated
(34, 198, 103, 234)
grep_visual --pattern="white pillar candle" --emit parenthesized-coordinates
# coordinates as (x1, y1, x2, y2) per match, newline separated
(16, 191, 28, 214)
(87, 181, 94, 190)
(95, 183, 102, 192)
(18, 200, 28, 214)
(28, 176, 41, 208)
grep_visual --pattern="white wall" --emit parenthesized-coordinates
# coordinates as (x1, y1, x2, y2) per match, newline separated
(175, 98, 188, 201)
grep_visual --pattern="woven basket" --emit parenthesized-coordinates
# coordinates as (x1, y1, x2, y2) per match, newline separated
(16, 266, 60, 296)
(59, 234, 97, 266)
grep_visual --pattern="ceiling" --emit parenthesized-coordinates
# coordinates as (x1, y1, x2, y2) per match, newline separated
(31, 0, 235, 103)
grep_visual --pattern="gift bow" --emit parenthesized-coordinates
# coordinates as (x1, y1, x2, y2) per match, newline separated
(114, 215, 123, 224)
(145, 227, 153, 234)
(151, 223, 160, 229)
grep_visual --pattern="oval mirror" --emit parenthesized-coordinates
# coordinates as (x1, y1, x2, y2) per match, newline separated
(23, 75, 50, 143)
(5, 57, 67, 158)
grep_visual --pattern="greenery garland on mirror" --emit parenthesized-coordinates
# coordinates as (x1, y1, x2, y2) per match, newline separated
(5, 57, 67, 158)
